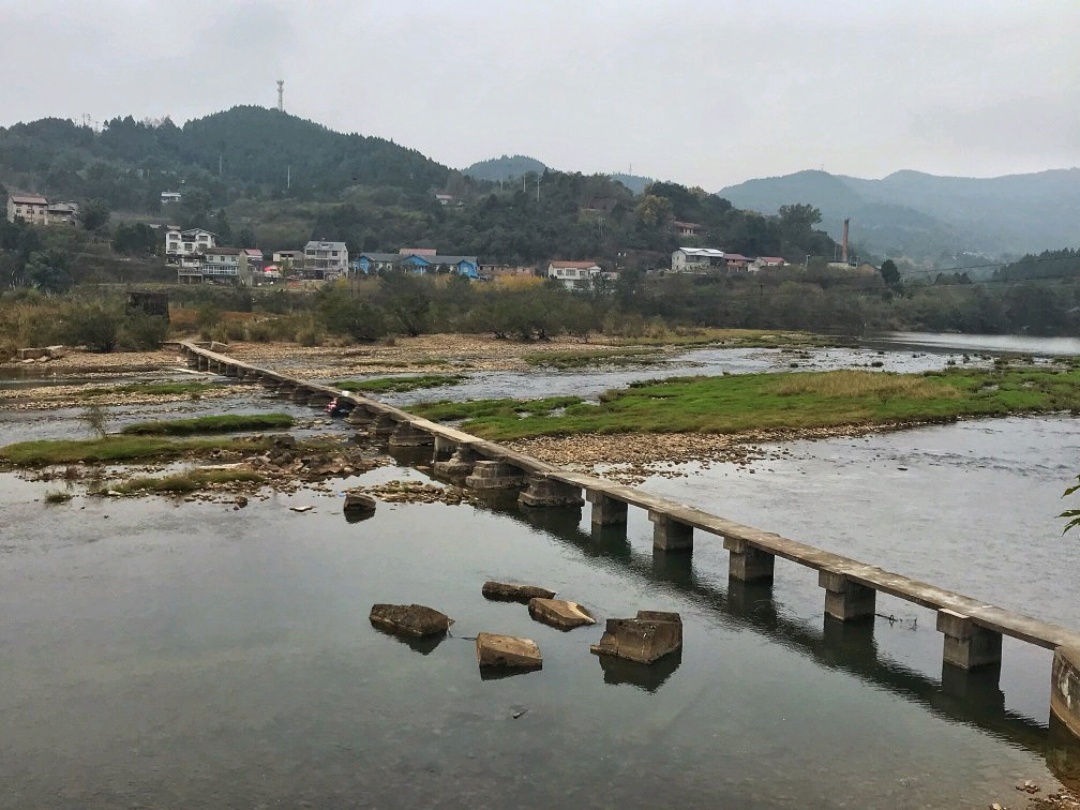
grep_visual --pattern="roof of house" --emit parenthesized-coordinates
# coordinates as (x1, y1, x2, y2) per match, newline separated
(549, 260, 601, 269)
(724, 254, 752, 262)
(243, 249, 263, 258)
(205, 247, 244, 256)
(758, 256, 785, 263)
(399, 247, 437, 256)
(305, 240, 347, 250)
(358, 253, 401, 262)
(168, 227, 217, 238)
(673, 220, 700, 228)
(677, 247, 725, 258)
(10, 195, 48, 205)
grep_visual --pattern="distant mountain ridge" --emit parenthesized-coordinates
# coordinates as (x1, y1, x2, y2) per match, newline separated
(716, 168, 1080, 261)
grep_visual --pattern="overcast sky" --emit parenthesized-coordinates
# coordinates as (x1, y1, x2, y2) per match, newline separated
(2, 0, 1077, 189)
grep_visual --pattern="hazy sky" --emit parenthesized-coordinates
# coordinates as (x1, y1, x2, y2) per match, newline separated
(2, 1, 1077, 189)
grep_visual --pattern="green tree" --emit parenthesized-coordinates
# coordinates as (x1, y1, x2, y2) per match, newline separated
(78, 198, 111, 232)
(879, 259, 901, 286)
(23, 251, 73, 294)
(1063, 475, 1080, 534)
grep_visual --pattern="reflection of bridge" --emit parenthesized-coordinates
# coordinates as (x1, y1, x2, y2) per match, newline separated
(179, 341, 1080, 754)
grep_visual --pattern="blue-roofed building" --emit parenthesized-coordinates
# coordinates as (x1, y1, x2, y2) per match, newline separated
(353, 250, 479, 279)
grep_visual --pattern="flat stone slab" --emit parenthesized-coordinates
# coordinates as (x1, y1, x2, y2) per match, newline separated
(369, 604, 452, 638)
(476, 632, 542, 670)
(482, 581, 556, 604)
(528, 598, 596, 631)
(591, 610, 682, 664)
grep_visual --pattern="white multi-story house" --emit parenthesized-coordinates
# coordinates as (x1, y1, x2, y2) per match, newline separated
(547, 260, 605, 290)
(303, 240, 349, 279)
(671, 247, 725, 273)
(165, 227, 217, 262)
(7, 195, 50, 225)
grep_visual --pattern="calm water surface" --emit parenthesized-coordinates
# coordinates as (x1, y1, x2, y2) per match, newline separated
(2, 335, 1080, 807)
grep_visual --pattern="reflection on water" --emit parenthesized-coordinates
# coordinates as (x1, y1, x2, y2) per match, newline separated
(871, 331, 1080, 357)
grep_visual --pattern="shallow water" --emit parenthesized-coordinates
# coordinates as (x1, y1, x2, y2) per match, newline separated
(0, 469, 1071, 809)
(3, 335, 1080, 807)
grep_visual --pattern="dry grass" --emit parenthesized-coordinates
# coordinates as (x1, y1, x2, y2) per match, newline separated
(771, 370, 960, 400)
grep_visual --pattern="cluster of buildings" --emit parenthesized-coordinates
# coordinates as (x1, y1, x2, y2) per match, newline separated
(6, 194, 79, 226)
(671, 247, 787, 274)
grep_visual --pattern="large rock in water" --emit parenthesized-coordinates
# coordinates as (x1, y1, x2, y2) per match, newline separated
(590, 611, 682, 664)
(369, 604, 452, 638)
(344, 492, 377, 515)
(481, 581, 556, 603)
(528, 598, 596, 631)
(475, 632, 543, 670)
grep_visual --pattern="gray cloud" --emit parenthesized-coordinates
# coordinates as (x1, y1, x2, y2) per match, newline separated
(1, 0, 1076, 188)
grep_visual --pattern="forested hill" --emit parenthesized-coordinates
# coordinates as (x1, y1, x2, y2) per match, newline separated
(462, 155, 548, 182)
(0, 106, 451, 208)
(717, 168, 1080, 261)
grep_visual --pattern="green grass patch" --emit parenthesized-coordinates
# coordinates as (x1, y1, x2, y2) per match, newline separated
(411, 396, 584, 423)
(114, 468, 265, 495)
(44, 490, 73, 504)
(409, 366, 1080, 441)
(523, 347, 664, 369)
(334, 375, 464, 393)
(121, 413, 294, 435)
(76, 381, 224, 399)
(0, 435, 275, 467)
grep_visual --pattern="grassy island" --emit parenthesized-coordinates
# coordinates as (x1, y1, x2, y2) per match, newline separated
(411, 366, 1080, 441)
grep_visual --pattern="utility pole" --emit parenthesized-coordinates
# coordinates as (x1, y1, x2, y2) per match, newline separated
(536, 175, 541, 202)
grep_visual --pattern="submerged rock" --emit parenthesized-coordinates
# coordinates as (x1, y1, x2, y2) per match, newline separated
(475, 632, 542, 670)
(527, 598, 595, 631)
(369, 604, 452, 638)
(481, 581, 556, 603)
(590, 610, 682, 664)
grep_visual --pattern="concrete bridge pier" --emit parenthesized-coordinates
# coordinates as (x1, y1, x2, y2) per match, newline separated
(433, 435, 456, 461)
(649, 511, 693, 552)
(1052, 647, 1080, 744)
(274, 381, 295, 397)
(725, 537, 776, 582)
(937, 610, 1002, 670)
(587, 491, 628, 526)
(224, 364, 239, 378)
(465, 460, 529, 491)
(371, 413, 398, 439)
(389, 422, 435, 448)
(939, 661, 1004, 710)
(291, 387, 312, 405)
(345, 405, 374, 426)
(307, 391, 333, 408)
(820, 570, 876, 621)
(197, 356, 210, 372)
(518, 474, 584, 508)
(186, 354, 200, 369)
(433, 445, 480, 478)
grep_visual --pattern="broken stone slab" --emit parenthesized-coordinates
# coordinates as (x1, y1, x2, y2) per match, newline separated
(209, 341, 230, 353)
(475, 632, 542, 670)
(369, 604, 453, 638)
(343, 492, 378, 515)
(590, 610, 682, 664)
(481, 581, 557, 604)
(528, 598, 596, 631)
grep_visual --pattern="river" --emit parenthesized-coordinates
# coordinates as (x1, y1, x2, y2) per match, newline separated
(1, 333, 1078, 808)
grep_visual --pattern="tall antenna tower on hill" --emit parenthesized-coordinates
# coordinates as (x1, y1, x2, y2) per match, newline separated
(277, 80, 285, 112)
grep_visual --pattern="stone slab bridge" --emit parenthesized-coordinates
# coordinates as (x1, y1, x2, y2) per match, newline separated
(179, 340, 1080, 743)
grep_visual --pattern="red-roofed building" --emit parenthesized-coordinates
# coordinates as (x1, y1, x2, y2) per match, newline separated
(7, 194, 49, 225)
(723, 254, 753, 272)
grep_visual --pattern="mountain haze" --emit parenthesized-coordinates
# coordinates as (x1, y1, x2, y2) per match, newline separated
(717, 168, 1080, 261)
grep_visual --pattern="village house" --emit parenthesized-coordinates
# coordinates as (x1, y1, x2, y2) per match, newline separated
(271, 250, 305, 276)
(165, 227, 217, 263)
(670, 247, 725, 273)
(752, 256, 786, 271)
(6, 194, 79, 226)
(673, 221, 701, 238)
(160, 191, 182, 205)
(547, 260, 605, 289)
(353, 249, 479, 278)
(303, 239, 349, 279)
(723, 253, 753, 272)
